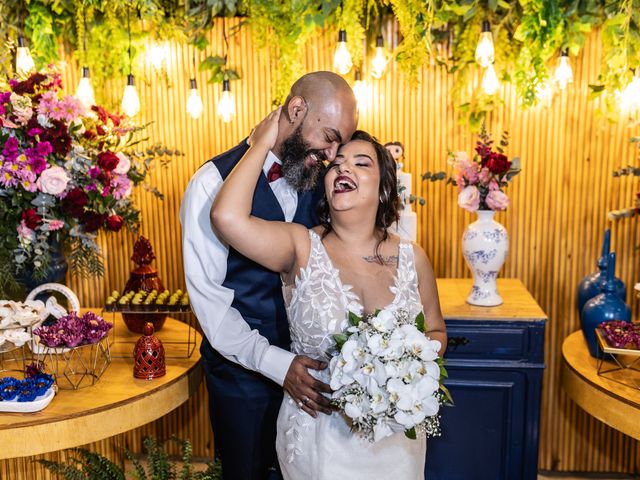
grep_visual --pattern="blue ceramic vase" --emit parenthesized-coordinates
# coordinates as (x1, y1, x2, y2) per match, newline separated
(576, 228, 626, 313)
(581, 252, 631, 358)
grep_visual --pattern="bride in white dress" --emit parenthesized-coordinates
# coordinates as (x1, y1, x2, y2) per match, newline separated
(211, 108, 446, 479)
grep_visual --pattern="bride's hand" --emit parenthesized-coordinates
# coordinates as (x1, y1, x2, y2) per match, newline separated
(249, 106, 281, 151)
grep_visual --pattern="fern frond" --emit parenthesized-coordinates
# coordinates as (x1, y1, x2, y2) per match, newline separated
(125, 448, 148, 480)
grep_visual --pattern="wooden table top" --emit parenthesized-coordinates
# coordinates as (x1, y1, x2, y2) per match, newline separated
(0, 310, 202, 459)
(436, 278, 547, 322)
(562, 330, 640, 440)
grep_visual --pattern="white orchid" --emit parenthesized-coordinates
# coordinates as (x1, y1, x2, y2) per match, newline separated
(370, 309, 396, 332)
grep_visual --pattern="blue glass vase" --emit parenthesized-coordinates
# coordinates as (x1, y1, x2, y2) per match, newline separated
(17, 237, 68, 291)
(577, 228, 626, 313)
(581, 252, 631, 358)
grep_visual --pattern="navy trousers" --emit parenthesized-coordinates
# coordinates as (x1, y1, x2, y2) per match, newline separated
(201, 338, 284, 480)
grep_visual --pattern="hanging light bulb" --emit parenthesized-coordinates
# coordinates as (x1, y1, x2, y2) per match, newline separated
(619, 69, 640, 114)
(121, 74, 140, 117)
(554, 49, 573, 90)
(475, 21, 494, 68)
(333, 30, 353, 75)
(353, 70, 367, 109)
(186, 78, 204, 119)
(75, 66, 96, 110)
(148, 41, 169, 71)
(371, 35, 387, 79)
(217, 78, 235, 123)
(15, 36, 35, 77)
(121, 5, 140, 117)
(482, 64, 500, 95)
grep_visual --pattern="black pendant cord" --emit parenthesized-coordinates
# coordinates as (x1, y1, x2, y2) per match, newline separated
(222, 16, 229, 73)
(127, 2, 132, 75)
(82, 3, 87, 56)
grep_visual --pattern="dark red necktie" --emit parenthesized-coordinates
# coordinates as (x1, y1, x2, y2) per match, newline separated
(267, 162, 282, 182)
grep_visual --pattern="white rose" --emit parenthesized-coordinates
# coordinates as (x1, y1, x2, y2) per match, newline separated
(114, 152, 131, 174)
(36, 166, 70, 196)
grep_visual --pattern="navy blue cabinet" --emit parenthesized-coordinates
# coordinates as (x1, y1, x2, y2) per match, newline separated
(428, 280, 547, 480)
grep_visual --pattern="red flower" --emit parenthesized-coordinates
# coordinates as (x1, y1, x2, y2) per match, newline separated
(11, 73, 47, 95)
(98, 151, 119, 172)
(106, 214, 124, 232)
(21, 208, 42, 229)
(82, 211, 108, 233)
(486, 152, 511, 175)
(40, 120, 72, 156)
(61, 187, 88, 218)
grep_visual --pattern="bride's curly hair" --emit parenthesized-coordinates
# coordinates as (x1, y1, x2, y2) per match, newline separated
(317, 130, 400, 261)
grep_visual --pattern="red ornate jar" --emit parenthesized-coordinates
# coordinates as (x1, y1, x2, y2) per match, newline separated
(133, 322, 166, 380)
(123, 236, 166, 333)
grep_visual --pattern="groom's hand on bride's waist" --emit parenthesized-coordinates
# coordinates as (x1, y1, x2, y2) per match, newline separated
(284, 355, 333, 418)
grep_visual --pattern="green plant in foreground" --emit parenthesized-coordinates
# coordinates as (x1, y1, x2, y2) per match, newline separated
(38, 437, 222, 480)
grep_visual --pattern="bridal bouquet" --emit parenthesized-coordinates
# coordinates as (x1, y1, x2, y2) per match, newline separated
(329, 308, 451, 442)
(448, 126, 521, 213)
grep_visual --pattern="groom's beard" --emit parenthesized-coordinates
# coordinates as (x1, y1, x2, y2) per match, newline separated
(281, 125, 326, 192)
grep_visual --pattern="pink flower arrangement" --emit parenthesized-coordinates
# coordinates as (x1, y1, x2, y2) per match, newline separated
(447, 127, 521, 213)
(0, 67, 181, 291)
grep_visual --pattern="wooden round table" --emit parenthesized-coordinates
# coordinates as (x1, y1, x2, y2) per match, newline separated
(0, 311, 202, 459)
(562, 330, 640, 440)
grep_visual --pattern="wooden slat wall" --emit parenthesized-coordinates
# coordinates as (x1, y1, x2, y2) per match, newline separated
(4, 18, 640, 476)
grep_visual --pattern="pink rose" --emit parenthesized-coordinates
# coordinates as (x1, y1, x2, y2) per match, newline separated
(488, 179, 500, 191)
(114, 152, 131, 174)
(464, 164, 479, 184)
(458, 185, 481, 212)
(37, 166, 70, 196)
(17, 220, 35, 242)
(478, 167, 491, 184)
(486, 190, 509, 211)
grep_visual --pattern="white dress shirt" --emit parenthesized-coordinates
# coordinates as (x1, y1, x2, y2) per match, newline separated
(180, 150, 298, 386)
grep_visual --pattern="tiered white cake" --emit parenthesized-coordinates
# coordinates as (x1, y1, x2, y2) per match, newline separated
(385, 142, 417, 242)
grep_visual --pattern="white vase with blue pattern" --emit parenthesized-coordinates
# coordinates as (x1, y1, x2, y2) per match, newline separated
(462, 210, 509, 306)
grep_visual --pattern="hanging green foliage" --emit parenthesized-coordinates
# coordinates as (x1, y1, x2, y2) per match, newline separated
(2, 0, 640, 124)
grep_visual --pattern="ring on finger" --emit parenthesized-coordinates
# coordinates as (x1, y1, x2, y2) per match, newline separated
(297, 400, 304, 409)
(302, 395, 310, 405)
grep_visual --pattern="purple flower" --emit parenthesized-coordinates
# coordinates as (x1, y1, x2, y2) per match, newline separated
(111, 174, 132, 199)
(2, 136, 19, 162)
(33, 311, 112, 348)
(28, 126, 44, 136)
(35, 141, 52, 157)
(88, 166, 101, 179)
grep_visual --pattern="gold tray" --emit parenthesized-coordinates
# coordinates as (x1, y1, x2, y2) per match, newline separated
(595, 328, 640, 357)
(595, 328, 640, 389)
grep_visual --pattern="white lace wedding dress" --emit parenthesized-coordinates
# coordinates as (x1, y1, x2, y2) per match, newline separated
(276, 230, 427, 480)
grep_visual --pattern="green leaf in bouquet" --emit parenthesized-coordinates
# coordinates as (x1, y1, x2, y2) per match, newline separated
(415, 311, 426, 333)
(438, 358, 448, 379)
(405, 427, 417, 440)
(348, 311, 362, 327)
(333, 333, 348, 350)
(440, 384, 455, 406)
